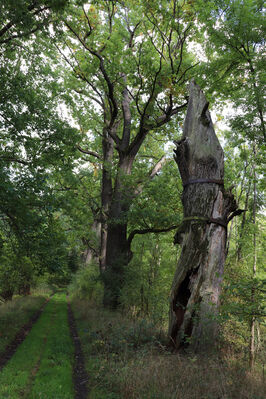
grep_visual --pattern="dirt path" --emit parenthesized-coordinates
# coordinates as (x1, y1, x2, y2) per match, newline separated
(67, 302, 89, 399)
(0, 297, 50, 371)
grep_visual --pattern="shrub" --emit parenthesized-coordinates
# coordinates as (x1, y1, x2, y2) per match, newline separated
(68, 262, 103, 303)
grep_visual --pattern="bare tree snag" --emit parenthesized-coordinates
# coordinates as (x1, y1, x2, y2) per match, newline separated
(168, 80, 237, 352)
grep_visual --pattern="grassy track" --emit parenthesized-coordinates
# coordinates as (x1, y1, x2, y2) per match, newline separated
(0, 292, 75, 399)
(0, 296, 47, 354)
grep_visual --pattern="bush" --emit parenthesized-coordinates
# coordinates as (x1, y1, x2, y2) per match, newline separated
(68, 262, 103, 303)
(0, 250, 35, 300)
(30, 274, 58, 296)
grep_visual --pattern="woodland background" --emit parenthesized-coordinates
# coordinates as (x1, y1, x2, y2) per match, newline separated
(0, 0, 265, 378)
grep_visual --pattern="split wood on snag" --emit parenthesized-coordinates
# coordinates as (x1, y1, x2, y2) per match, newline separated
(169, 80, 237, 352)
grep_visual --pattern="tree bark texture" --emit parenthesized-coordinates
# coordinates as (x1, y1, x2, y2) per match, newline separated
(169, 80, 236, 352)
(103, 155, 133, 308)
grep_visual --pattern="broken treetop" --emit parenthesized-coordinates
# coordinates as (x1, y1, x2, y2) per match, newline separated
(175, 79, 224, 186)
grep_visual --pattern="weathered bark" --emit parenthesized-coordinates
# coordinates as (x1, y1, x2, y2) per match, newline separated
(169, 80, 237, 352)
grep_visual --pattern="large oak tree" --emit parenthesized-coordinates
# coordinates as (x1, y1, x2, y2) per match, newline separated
(57, 0, 199, 307)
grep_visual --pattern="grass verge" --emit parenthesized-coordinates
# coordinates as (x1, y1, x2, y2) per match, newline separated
(0, 292, 74, 399)
(0, 295, 47, 354)
(71, 299, 266, 399)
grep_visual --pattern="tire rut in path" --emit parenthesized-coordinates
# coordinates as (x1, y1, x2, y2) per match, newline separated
(67, 302, 89, 399)
(0, 297, 50, 371)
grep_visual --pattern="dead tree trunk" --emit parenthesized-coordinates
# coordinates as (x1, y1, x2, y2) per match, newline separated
(169, 80, 237, 352)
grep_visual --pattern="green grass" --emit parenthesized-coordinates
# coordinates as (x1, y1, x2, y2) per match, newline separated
(71, 299, 266, 399)
(0, 295, 47, 354)
(0, 293, 74, 399)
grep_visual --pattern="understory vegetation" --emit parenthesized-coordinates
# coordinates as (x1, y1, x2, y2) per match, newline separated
(71, 298, 265, 399)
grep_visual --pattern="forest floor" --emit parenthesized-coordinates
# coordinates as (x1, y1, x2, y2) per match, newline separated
(0, 294, 265, 399)
(71, 299, 266, 399)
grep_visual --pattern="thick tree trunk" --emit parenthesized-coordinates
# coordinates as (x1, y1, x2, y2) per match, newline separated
(102, 152, 165, 308)
(100, 130, 114, 273)
(169, 80, 236, 352)
(103, 219, 131, 308)
(103, 156, 133, 308)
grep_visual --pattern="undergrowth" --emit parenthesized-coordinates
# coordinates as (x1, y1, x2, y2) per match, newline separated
(72, 299, 266, 399)
(68, 263, 103, 303)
